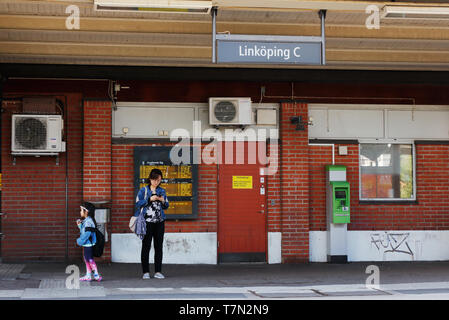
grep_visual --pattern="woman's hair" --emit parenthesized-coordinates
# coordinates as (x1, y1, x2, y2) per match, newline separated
(83, 201, 97, 227)
(148, 168, 163, 185)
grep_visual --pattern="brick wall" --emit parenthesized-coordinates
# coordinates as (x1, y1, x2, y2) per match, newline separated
(110, 140, 286, 262)
(3, 79, 449, 263)
(83, 100, 112, 261)
(309, 143, 449, 231)
(279, 101, 310, 262)
(111, 143, 218, 236)
(1, 94, 84, 262)
(83, 100, 112, 202)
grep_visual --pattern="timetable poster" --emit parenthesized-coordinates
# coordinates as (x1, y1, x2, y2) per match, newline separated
(134, 146, 198, 220)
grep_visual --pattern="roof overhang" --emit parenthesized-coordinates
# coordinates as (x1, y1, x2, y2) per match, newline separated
(1, 0, 449, 71)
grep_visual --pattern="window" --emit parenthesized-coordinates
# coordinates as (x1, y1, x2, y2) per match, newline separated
(359, 143, 415, 201)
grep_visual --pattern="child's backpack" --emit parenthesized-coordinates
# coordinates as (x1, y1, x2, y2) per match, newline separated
(86, 227, 105, 257)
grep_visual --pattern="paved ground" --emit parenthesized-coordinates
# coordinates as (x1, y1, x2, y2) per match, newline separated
(1, 261, 449, 300)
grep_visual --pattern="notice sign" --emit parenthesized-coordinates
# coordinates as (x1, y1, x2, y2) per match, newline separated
(232, 176, 253, 189)
(217, 41, 322, 65)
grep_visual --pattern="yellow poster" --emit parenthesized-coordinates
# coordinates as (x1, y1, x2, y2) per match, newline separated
(232, 176, 253, 189)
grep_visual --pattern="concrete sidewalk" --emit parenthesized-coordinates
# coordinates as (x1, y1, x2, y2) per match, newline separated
(1, 261, 449, 299)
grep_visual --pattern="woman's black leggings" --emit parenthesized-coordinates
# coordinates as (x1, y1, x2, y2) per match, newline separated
(141, 221, 165, 274)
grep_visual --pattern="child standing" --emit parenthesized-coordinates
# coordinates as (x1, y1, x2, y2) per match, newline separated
(77, 202, 102, 282)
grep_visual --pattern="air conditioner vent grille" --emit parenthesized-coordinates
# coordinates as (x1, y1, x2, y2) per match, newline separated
(209, 97, 252, 126)
(14, 117, 47, 150)
(214, 101, 237, 123)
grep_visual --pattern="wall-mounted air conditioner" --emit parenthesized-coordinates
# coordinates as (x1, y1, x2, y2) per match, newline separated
(209, 97, 253, 126)
(12, 114, 65, 155)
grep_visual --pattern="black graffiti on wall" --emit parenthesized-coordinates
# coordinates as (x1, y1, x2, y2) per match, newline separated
(370, 232, 414, 257)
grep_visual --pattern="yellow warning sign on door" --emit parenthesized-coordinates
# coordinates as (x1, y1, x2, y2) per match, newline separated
(232, 176, 253, 189)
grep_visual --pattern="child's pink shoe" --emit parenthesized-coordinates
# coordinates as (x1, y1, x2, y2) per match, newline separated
(80, 274, 92, 282)
(94, 274, 102, 282)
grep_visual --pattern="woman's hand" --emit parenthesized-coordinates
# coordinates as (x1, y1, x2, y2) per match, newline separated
(150, 195, 165, 202)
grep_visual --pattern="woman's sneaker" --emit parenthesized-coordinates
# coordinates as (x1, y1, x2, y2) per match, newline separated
(142, 273, 150, 280)
(154, 272, 165, 279)
(80, 274, 92, 282)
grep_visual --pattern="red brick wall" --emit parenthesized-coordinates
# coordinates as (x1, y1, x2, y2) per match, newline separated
(82, 100, 113, 261)
(3, 79, 449, 263)
(110, 140, 283, 260)
(1, 94, 84, 262)
(83, 100, 112, 203)
(309, 143, 449, 231)
(111, 143, 218, 235)
(279, 102, 310, 263)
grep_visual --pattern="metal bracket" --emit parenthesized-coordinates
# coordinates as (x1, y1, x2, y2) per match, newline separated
(319, 9, 327, 65)
(11, 153, 61, 165)
(290, 116, 312, 131)
(211, 7, 217, 63)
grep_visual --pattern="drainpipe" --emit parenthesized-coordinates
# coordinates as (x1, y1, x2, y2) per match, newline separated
(0, 75, 3, 262)
(56, 97, 69, 262)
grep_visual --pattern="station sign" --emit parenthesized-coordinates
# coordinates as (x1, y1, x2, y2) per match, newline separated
(217, 41, 322, 65)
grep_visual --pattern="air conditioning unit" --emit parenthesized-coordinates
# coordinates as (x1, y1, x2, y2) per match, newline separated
(12, 114, 65, 155)
(209, 97, 253, 126)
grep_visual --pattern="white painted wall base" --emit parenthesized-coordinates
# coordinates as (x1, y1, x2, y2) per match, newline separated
(111, 232, 283, 264)
(310, 230, 449, 262)
(268, 232, 282, 264)
(111, 232, 217, 264)
(309, 231, 328, 262)
(112, 231, 449, 263)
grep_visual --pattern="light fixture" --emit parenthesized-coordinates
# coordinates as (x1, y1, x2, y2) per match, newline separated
(381, 5, 449, 19)
(94, 0, 212, 14)
(290, 116, 311, 131)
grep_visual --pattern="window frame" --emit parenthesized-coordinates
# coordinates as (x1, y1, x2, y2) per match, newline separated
(358, 140, 416, 202)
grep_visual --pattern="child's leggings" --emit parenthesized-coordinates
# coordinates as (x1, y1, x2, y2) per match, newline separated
(83, 247, 98, 274)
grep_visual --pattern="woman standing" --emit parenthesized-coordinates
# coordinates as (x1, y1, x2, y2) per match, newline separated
(135, 168, 169, 279)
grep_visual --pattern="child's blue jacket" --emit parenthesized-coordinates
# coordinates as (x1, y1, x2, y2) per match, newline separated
(77, 216, 96, 247)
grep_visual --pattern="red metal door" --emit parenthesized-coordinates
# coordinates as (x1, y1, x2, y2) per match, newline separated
(218, 142, 267, 263)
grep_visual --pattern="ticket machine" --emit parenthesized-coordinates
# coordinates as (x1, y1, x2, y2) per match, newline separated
(326, 165, 350, 263)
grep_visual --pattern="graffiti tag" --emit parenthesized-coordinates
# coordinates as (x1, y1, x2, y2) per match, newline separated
(370, 232, 414, 258)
